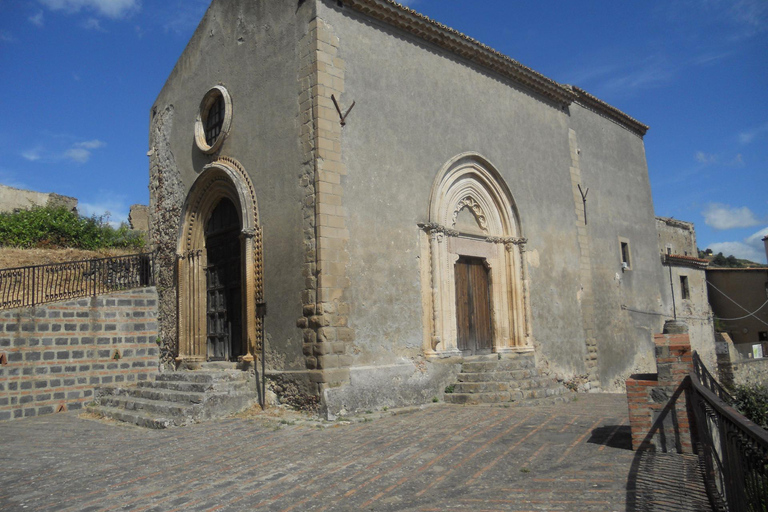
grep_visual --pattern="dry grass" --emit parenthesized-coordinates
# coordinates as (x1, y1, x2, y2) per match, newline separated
(0, 247, 138, 270)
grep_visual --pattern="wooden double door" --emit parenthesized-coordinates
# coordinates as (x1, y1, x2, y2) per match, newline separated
(455, 256, 493, 355)
(204, 200, 243, 361)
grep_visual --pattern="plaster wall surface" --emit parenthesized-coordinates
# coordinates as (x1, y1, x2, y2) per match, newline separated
(656, 217, 697, 257)
(707, 268, 768, 350)
(317, 2, 583, 373)
(566, 103, 665, 389)
(655, 218, 716, 370)
(150, 0, 317, 371)
(318, 1, 664, 390)
(0, 184, 77, 213)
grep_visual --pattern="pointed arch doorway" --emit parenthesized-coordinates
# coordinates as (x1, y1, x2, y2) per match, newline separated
(421, 153, 532, 357)
(176, 157, 263, 365)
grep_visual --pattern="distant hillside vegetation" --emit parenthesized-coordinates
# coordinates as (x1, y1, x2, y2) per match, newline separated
(698, 250, 767, 269)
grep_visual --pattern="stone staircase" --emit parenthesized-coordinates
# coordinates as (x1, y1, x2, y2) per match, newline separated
(444, 354, 572, 405)
(88, 369, 257, 428)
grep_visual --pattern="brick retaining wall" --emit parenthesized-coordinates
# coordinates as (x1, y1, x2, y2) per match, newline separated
(626, 330, 694, 452)
(0, 288, 158, 421)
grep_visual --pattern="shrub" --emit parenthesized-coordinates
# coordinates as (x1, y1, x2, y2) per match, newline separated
(0, 206, 144, 250)
(732, 383, 768, 429)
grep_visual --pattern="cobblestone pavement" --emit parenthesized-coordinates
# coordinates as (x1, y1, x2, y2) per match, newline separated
(0, 394, 712, 512)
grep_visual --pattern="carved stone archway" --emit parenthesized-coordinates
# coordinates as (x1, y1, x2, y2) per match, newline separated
(421, 153, 531, 357)
(176, 157, 263, 364)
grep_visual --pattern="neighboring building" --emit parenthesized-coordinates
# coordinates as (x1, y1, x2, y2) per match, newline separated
(707, 268, 768, 358)
(148, 0, 684, 416)
(655, 217, 715, 368)
(0, 184, 77, 214)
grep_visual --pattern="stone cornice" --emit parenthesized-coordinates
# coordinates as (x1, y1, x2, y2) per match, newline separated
(340, 0, 577, 106)
(570, 86, 649, 137)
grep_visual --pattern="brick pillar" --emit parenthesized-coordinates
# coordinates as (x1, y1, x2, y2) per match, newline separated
(626, 320, 694, 452)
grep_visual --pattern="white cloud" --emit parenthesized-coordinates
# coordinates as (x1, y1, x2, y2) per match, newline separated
(703, 203, 762, 230)
(38, 0, 140, 19)
(707, 227, 768, 264)
(64, 148, 92, 163)
(695, 151, 716, 164)
(21, 147, 44, 161)
(20, 139, 105, 164)
(707, 241, 764, 263)
(29, 11, 44, 27)
(739, 121, 768, 145)
(728, 153, 745, 166)
(79, 198, 129, 226)
(76, 139, 105, 149)
(0, 30, 17, 43)
(63, 140, 106, 163)
(81, 17, 105, 31)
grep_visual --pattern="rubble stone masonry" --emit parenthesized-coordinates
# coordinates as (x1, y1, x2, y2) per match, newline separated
(0, 288, 158, 422)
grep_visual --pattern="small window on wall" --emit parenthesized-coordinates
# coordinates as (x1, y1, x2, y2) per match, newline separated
(619, 237, 631, 271)
(680, 275, 690, 300)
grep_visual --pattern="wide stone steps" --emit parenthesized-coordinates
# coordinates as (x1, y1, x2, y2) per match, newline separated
(88, 370, 256, 428)
(444, 355, 572, 406)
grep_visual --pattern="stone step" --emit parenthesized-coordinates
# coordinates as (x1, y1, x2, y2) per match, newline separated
(104, 385, 207, 405)
(154, 370, 248, 384)
(456, 369, 536, 382)
(453, 381, 512, 394)
(444, 391, 518, 404)
(461, 358, 535, 373)
(90, 370, 258, 428)
(137, 379, 251, 394)
(96, 394, 200, 419)
(87, 405, 174, 429)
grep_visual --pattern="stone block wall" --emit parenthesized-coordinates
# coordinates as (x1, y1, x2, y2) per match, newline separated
(626, 326, 694, 452)
(0, 288, 159, 421)
(716, 333, 768, 388)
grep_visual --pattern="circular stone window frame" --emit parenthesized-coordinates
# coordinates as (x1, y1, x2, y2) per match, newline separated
(195, 85, 233, 154)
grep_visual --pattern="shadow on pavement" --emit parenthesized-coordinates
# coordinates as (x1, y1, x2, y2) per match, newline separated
(587, 424, 633, 450)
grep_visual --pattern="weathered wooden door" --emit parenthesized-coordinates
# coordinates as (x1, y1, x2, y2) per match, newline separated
(455, 256, 493, 355)
(205, 200, 242, 361)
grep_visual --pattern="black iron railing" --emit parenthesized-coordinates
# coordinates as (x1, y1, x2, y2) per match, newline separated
(693, 352, 736, 405)
(690, 352, 768, 512)
(0, 253, 155, 310)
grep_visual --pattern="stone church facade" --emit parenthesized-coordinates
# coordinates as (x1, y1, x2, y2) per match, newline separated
(149, 0, 674, 416)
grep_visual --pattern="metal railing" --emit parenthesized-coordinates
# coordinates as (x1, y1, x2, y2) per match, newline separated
(690, 352, 768, 512)
(0, 253, 155, 310)
(694, 352, 736, 405)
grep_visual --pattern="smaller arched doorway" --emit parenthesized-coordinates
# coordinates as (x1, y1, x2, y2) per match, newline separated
(204, 199, 243, 361)
(176, 157, 263, 365)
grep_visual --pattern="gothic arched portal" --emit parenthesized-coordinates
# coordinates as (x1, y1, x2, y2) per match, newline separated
(421, 153, 531, 356)
(176, 157, 263, 364)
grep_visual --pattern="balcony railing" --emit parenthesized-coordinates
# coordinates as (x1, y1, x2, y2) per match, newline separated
(690, 352, 768, 512)
(0, 253, 155, 310)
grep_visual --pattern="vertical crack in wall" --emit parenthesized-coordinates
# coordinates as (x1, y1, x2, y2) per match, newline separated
(148, 105, 185, 367)
(568, 128, 601, 390)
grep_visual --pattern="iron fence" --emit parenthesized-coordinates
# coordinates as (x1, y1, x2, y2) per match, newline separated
(0, 253, 155, 310)
(694, 352, 736, 405)
(690, 351, 768, 512)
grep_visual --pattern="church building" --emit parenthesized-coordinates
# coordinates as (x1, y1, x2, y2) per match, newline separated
(149, 0, 675, 416)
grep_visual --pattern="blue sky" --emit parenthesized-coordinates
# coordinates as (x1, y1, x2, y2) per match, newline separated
(1, 0, 766, 262)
